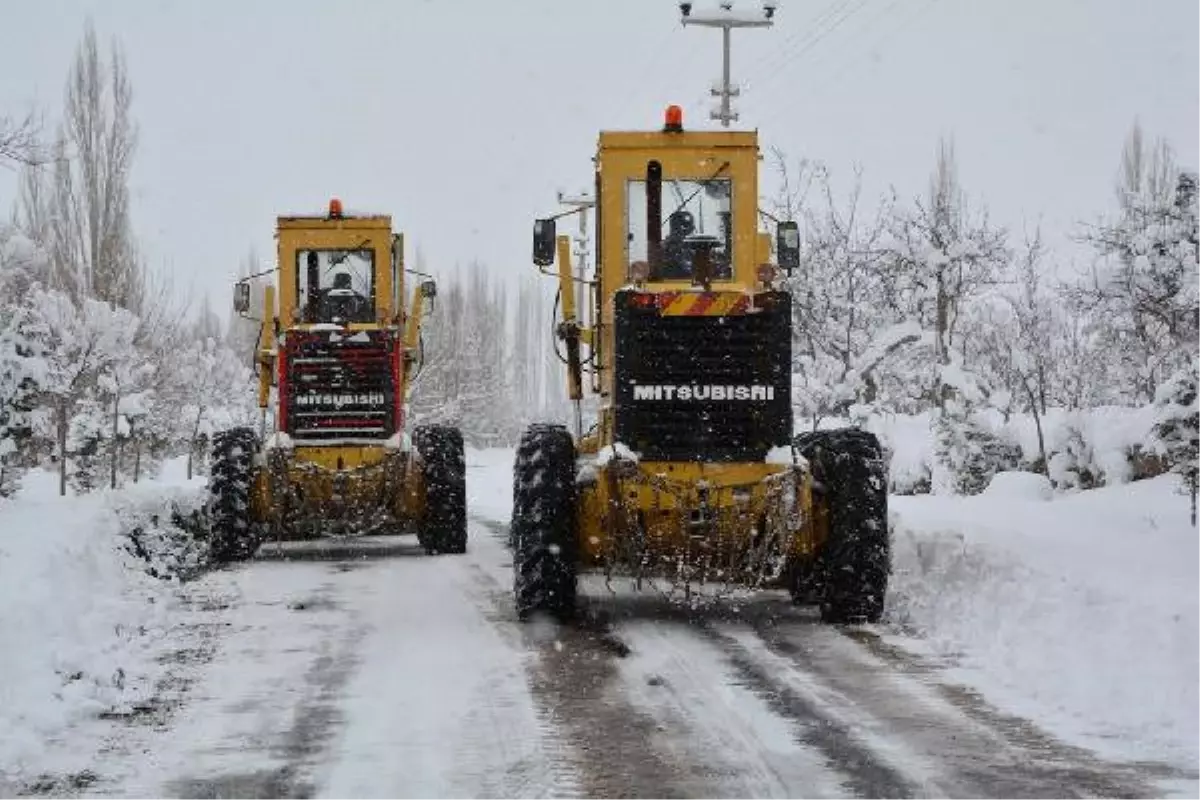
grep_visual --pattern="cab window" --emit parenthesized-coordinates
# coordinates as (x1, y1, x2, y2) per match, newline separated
(297, 249, 375, 324)
(626, 177, 733, 281)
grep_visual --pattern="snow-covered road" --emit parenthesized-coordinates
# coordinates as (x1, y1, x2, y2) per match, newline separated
(15, 516, 1184, 799)
(4, 451, 1194, 799)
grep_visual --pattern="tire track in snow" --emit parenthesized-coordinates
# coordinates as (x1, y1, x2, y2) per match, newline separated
(582, 593, 923, 798)
(572, 587, 1175, 798)
(705, 622, 949, 798)
(440, 554, 582, 800)
(465, 522, 711, 797)
(609, 620, 858, 798)
(710, 617, 1171, 798)
(475, 518, 922, 797)
(166, 619, 366, 799)
(461, 520, 588, 797)
(314, 525, 578, 799)
(520, 613, 698, 798)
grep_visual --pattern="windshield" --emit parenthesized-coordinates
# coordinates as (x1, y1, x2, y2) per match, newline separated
(297, 248, 375, 324)
(626, 176, 733, 281)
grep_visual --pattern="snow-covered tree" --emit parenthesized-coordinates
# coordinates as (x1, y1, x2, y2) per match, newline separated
(929, 352, 1022, 496)
(1073, 123, 1198, 403)
(409, 272, 465, 428)
(175, 336, 258, 479)
(409, 263, 532, 445)
(881, 138, 1011, 410)
(0, 276, 48, 496)
(786, 164, 924, 426)
(964, 228, 1058, 471)
(27, 287, 140, 495)
(96, 349, 154, 489)
(1154, 361, 1199, 523)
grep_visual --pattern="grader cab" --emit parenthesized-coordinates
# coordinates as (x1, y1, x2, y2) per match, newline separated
(512, 106, 890, 623)
(206, 199, 467, 562)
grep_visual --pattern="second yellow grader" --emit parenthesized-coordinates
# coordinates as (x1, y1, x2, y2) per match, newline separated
(207, 200, 467, 561)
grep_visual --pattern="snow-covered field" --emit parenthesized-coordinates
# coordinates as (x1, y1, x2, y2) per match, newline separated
(0, 446, 1195, 797)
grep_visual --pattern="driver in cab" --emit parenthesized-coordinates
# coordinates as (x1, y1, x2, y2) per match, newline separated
(319, 270, 369, 323)
(660, 209, 696, 280)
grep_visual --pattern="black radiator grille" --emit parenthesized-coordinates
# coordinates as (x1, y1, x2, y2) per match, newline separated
(613, 290, 792, 462)
(284, 329, 397, 441)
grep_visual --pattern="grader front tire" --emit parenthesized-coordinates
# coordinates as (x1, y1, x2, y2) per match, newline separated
(512, 424, 578, 621)
(795, 428, 890, 624)
(414, 425, 468, 555)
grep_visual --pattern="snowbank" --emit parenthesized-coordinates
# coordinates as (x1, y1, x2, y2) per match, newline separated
(886, 475, 1198, 770)
(0, 470, 208, 781)
(811, 405, 1164, 495)
(863, 411, 937, 494)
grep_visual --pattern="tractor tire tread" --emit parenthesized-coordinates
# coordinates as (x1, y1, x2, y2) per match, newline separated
(794, 427, 890, 624)
(512, 423, 578, 621)
(414, 424, 468, 554)
(207, 426, 261, 564)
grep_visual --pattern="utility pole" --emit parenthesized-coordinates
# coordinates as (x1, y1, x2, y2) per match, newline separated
(679, 1, 777, 128)
(556, 189, 593, 330)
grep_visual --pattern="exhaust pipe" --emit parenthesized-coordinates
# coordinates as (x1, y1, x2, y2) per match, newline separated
(647, 160, 663, 274)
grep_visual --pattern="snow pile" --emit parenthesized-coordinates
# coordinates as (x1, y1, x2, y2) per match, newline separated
(826, 405, 1166, 495)
(993, 405, 1161, 486)
(110, 482, 210, 582)
(861, 412, 937, 494)
(885, 475, 1198, 769)
(980, 470, 1053, 501)
(0, 469, 207, 780)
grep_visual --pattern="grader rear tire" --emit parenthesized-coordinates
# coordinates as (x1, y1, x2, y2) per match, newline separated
(794, 428, 890, 624)
(414, 425, 467, 554)
(207, 427, 261, 564)
(512, 424, 578, 621)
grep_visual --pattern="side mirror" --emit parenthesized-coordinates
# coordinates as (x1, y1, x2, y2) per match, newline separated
(533, 218, 556, 267)
(776, 220, 800, 273)
(233, 280, 251, 315)
(419, 279, 437, 299)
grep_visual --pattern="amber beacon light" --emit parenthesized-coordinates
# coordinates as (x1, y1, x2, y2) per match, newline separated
(328, 197, 344, 219)
(663, 104, 684, 132)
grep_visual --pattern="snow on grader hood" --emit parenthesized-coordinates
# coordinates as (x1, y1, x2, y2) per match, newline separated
(512, 105, 892, 625)
(203, 199, 467, 562)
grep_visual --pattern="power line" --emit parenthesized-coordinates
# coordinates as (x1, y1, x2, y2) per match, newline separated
(742, 0, 869, 99)
(806, 0, 940, 103)
(740, 0, 855, 91)
(755, 0, 939, 133)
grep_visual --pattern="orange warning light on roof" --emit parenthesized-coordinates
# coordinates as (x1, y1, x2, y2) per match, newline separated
(328, 197, 343, 218)
(664, 104, 683, 132)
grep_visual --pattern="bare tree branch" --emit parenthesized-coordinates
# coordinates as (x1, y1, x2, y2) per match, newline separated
(0, 111, 51, 168)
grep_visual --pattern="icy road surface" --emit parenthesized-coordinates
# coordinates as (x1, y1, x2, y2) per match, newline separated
(9, 527, 1190, 798)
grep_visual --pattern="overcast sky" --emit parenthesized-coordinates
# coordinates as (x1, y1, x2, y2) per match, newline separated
(1, 0, 1196, 321)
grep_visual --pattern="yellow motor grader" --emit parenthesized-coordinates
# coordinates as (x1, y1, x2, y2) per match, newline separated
(513, 106, 890, 623)
(206, 199, 466, 562)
